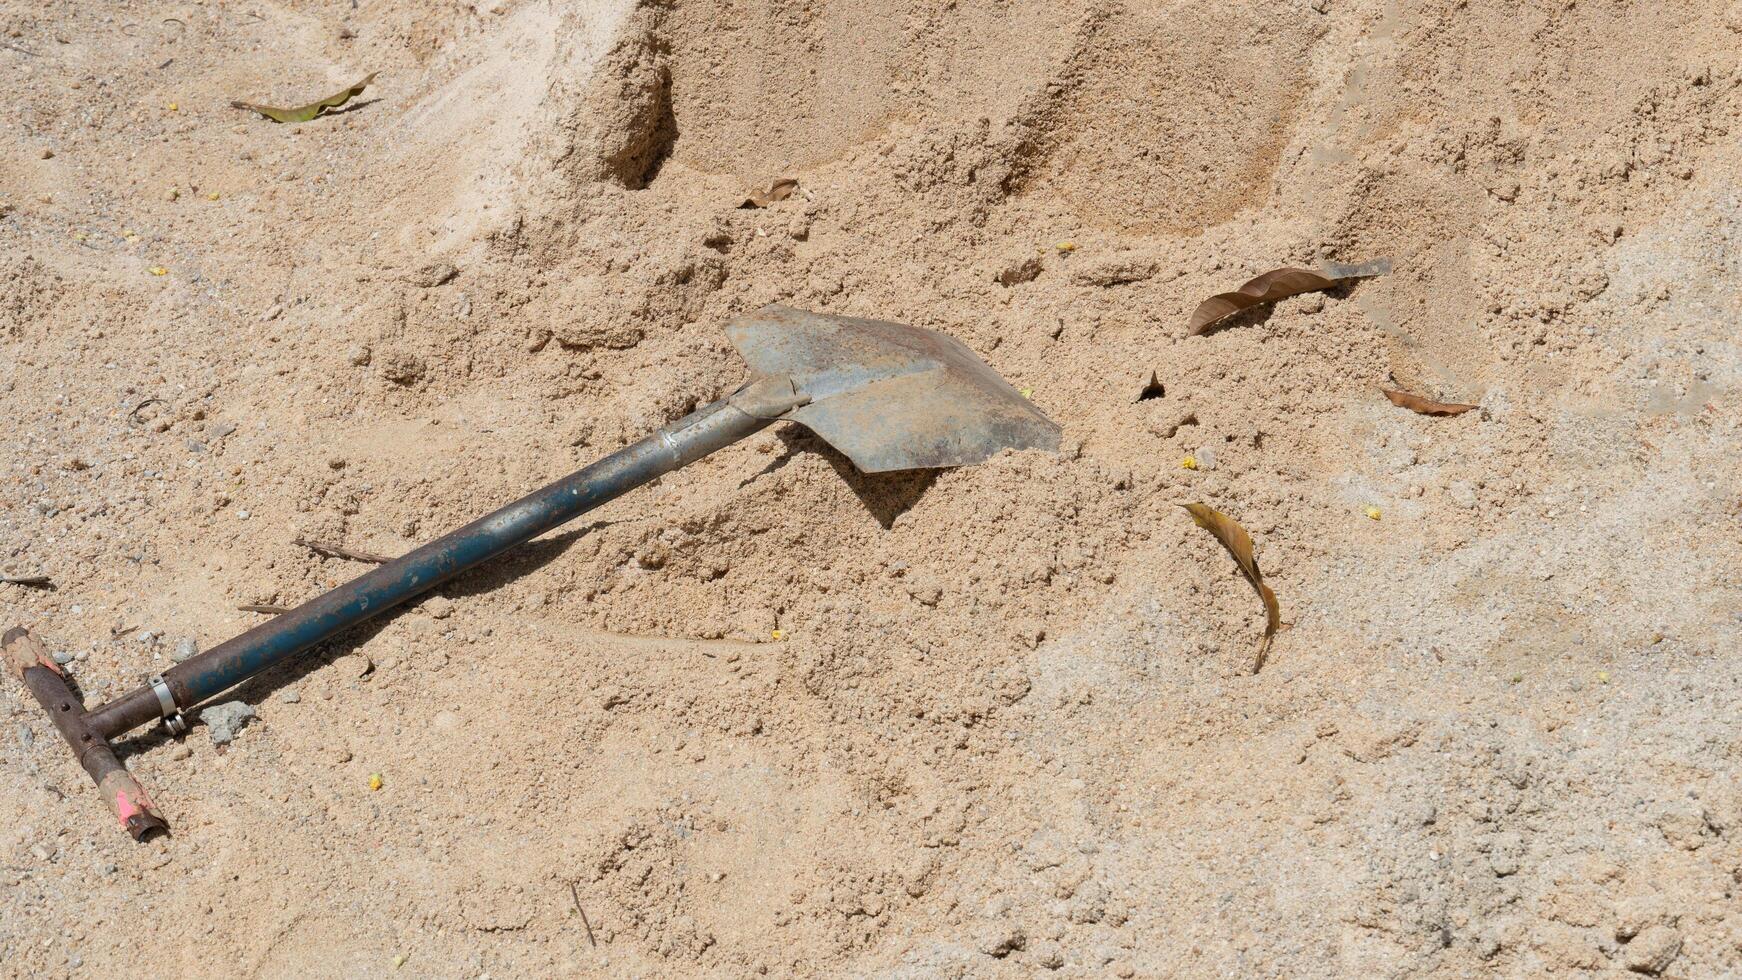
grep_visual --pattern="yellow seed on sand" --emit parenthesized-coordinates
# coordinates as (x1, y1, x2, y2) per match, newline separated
(368, 772, 383, 791)
(1055, 241, 1077, 253)
(147, 266, 167, 276)
(207, 191, 221, 201)
(167, 102, 179, 111)
(1181, 455, 1198, 470)
(1365, 505, 1382, 521)
(1597, 671, 1610, 684)
(770, 629, 784, 641)
(392, 953, 408, 969)
(1019, 387, 1033, 399)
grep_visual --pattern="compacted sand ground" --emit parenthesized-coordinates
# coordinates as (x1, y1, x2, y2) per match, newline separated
(3, 1, 1741, 976)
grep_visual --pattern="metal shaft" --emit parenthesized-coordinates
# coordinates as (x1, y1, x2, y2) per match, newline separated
(85, 384, 794, 739)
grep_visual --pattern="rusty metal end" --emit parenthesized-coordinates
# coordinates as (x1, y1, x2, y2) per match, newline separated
(100, 769, 169, 840)
(4, 625, 57, 678)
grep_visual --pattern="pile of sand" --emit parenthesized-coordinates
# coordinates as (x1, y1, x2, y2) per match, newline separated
(3, 0, 1740, 975)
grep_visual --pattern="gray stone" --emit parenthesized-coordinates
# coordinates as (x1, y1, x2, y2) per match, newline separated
(200, 701, 256, 745)
(975, 924, 1026, 958)
(280, 688, 301, 704)
(1033, 943, 1066, 970)
(1624, 924, 1681, 975)
(51, 650, 74, 665)
(1448, 481, 1478, 509)
(173, 637, 199, 662)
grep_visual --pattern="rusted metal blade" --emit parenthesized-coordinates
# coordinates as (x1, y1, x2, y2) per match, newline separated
(725, 305, 1060, 473)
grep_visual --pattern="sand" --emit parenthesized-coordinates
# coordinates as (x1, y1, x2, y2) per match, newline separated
(3, 0, 1741, 976)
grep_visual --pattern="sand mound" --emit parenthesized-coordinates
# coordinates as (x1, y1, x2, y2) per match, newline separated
(3, 0, 1742, 976)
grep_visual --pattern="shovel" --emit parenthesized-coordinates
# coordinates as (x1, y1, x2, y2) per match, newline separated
(6, 304, 1059, 838)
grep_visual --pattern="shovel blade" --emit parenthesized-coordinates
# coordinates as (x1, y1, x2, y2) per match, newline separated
(726, 305, 1060, 473)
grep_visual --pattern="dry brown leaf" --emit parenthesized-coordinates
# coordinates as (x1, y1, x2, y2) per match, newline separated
(1188, 259, 1390, 335)
(1181, 502, 1280, 674)
(740, 178, 798, 208)
(1381, 388, 1478, 416)
(230, 72, 377, 124)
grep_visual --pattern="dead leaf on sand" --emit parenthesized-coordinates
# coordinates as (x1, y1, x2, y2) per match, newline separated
(1181, 502, 1280, 674)
(1188, 259, 1390, 335)
(740, 178, 798, 208)
(231, 72, 377, 124)
(1382, 388, 1478, 416)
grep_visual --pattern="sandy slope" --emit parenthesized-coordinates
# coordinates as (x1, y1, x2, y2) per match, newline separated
(3, 0, 1741, 976)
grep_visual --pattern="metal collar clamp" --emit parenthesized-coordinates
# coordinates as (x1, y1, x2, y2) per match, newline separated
(148, 674, 188, 735)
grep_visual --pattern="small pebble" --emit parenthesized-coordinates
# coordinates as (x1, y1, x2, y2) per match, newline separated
(1625, 924, 1682, 974)
(173, 637, 199, 662)
(406, 261, 458, 288)
(280, 688, 301, 704)
(51, 650, 75, 665)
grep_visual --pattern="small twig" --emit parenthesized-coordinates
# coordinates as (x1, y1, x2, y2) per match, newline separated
(569, 881, 597, 947)
(237, 603, 290, 614)
(293, 537, 391, 564)
(1, 575, 53, 588)
(127, 396, 165, 425)
(0, 42, 39, 57)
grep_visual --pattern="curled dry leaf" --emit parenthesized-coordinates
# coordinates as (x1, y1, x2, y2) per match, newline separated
(740, 178, 798, 208)
(1382, 388, 1478, 416)
(1181, 503, 1280, 674)
(231, 72, 377, 123)
(1188, 258, 1390, 335)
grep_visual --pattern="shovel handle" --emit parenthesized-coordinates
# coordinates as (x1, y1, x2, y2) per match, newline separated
(85, 378, 802, 742)
(6, 629, 168, 839)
